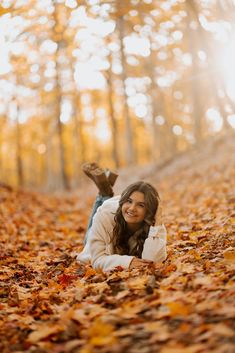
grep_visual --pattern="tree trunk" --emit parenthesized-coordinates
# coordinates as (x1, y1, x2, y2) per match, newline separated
(15, 103, 24, 187)
(185, 2, 203, 144)
(162, 90, 178, 157)
(53, 1, 70, 190)
(74, 92, 86, 166)
(106, 55, 120, 169)
(144, 53, 162, 162)
(116, 16, 135, 165)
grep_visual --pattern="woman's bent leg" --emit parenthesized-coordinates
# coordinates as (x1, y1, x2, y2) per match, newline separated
(84, 194, 111, 244)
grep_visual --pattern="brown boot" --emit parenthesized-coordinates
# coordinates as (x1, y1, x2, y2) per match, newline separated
(93, 168, 114, 196)
(82, 163, 113, 197)
(105, 169, 118, 187)
(82, 162, 99, 180)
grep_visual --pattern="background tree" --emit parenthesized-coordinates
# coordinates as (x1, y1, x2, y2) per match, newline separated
(0, 0, 234, 190)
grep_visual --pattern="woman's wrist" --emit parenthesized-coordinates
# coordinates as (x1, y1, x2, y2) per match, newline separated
(129, 257, 154, 269)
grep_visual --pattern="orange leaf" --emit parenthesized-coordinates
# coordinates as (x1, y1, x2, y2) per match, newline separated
(166, 301, 192, 316)
(223, 247, 235, 261)
(58, 273, 78, 287)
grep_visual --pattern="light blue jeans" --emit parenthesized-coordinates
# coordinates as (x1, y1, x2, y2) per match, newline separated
(84, 194, 111, 244)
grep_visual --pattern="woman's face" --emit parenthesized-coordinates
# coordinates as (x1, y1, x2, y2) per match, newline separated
(121, 191, 146, 230)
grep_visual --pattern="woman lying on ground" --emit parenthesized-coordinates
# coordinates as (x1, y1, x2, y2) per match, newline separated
(77, 162, 167, 272)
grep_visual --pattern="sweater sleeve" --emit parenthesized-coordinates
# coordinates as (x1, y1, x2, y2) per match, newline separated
(141, 224, 167, 262)
(89, 207, 134, 272)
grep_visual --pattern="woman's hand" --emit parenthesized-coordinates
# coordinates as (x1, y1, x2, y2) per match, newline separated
(129, 257, 154, 269)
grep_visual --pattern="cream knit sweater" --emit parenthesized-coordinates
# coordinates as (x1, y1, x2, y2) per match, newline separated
(77, 196, 167, 272)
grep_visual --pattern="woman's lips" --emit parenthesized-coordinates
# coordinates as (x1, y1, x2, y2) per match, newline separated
(125, 212, 136, 218)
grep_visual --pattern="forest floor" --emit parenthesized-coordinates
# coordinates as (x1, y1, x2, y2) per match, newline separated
(0, 131, 235, 353)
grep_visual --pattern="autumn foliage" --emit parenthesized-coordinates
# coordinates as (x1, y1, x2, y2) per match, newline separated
(0, 135, 234, 353)
(1, 1, 235, 190)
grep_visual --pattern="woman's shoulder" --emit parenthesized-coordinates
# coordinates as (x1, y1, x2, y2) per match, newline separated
(93, 195, 120, 225)
(91, 195, 120, 237)
(99, 195, 120, 212)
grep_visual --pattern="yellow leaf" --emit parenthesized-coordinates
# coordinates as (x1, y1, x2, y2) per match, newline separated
(127, 275, 148, 290)
(223, 247, 235, 261)
(230, 217, 235, 224)
(177, 262, 195, 273)
(119, 298, 147, 318)
(0, 5, 10, 16)
(88, 281, 110, 294)
(79, 348, 92, 353)
(84, 267, 97, 278)
(88, 319, 116, 346)
(90, 335, 116, 346)
(188, 249, 201, 260)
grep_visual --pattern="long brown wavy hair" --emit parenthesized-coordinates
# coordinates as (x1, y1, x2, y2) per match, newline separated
(113, 181, 160, 258)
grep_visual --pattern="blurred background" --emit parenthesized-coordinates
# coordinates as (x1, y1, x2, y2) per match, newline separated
(0, 0, 234, 191)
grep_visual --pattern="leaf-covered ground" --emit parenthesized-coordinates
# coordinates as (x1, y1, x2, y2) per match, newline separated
(1, 134, 235, 353)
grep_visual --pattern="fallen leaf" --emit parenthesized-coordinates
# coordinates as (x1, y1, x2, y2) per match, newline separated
(223, 247, 235, 261)
(27, 324, 64, 343)
(87, 319, 116, 346)
(166, 301, 192, 316)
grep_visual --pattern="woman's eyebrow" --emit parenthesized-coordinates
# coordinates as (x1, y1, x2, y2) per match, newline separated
(127, 197, 145, 205)
(134, 200, 146, 205)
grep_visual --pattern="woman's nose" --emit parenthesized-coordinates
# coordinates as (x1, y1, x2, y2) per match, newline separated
(129, 203, 136, 211)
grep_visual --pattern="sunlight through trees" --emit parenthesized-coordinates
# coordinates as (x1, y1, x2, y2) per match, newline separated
(0, 0, 234, 190)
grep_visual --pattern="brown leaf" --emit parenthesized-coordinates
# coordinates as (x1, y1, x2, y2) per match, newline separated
(27, 324, 64, 343)
(8, 287, 19, 307)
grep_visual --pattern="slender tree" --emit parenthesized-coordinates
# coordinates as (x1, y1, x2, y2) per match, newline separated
(52, 0, 70, 190)
(105, 49, 120, 168)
